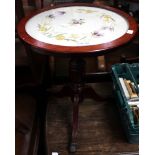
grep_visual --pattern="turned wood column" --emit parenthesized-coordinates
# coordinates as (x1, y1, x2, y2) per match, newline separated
(69, 57, 86, 152)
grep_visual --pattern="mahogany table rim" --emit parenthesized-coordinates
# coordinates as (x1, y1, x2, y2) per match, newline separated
(17, 3, 138, 56)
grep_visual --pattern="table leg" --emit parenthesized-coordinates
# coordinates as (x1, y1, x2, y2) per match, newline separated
(69, 58, 85, 152)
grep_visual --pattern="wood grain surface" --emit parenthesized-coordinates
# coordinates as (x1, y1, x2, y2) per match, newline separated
(46, 83, 138, 155)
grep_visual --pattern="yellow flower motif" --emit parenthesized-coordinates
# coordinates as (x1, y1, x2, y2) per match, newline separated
(85, 10, 96, 13)
(38, 23, 51, 33)
(70, 34, 79, 39)
(77, 9, 96, 14)
(55, 34, 65, 40)
(101, 14, 115, 23)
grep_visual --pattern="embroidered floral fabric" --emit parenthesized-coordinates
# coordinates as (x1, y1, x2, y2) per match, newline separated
(25, 6, 129, 46)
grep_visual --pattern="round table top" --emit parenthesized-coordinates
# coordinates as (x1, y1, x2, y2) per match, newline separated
(17, 3, 138, 56)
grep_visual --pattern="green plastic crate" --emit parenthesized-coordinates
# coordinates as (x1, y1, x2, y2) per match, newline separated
(111, 63, 139, 143)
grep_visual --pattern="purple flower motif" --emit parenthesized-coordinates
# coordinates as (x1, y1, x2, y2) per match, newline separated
(57, 11, 66, 15)
(109, 27, 114, 31)
(47, 14, 55, 19)
(102, 26, 108, 30)
(102, 26, 114, 31)
(92, 31, 103, 37)
(70, 19, 85, 25)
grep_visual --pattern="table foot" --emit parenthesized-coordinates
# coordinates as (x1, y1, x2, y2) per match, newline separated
(69, 143, 77, 153)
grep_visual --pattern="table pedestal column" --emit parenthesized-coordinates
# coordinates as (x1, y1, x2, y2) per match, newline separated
(69, 57, 85, 152)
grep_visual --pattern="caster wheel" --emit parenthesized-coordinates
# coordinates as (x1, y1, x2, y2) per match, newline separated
(69, 143, 76, 153)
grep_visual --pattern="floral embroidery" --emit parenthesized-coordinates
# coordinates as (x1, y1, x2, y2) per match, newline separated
(92, 31, 104, 37)
(55, 34, 65, 40)
(101, 14, 115, 23)
(77, 9, 96, 14)
(102, 26, 114, 31)
(64, 38, 77, 42)
(47, 11, 66, 19)
(38, 9, 116, 44)
(70, 34, 79, 39)
(38, 23, 52, 33)
(70, 19, 85, 25)
(32, 6, 128, 46)
(56, 11, 66, 15)
(109, 27, 114, 31)
(47, 14, 55, 19)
